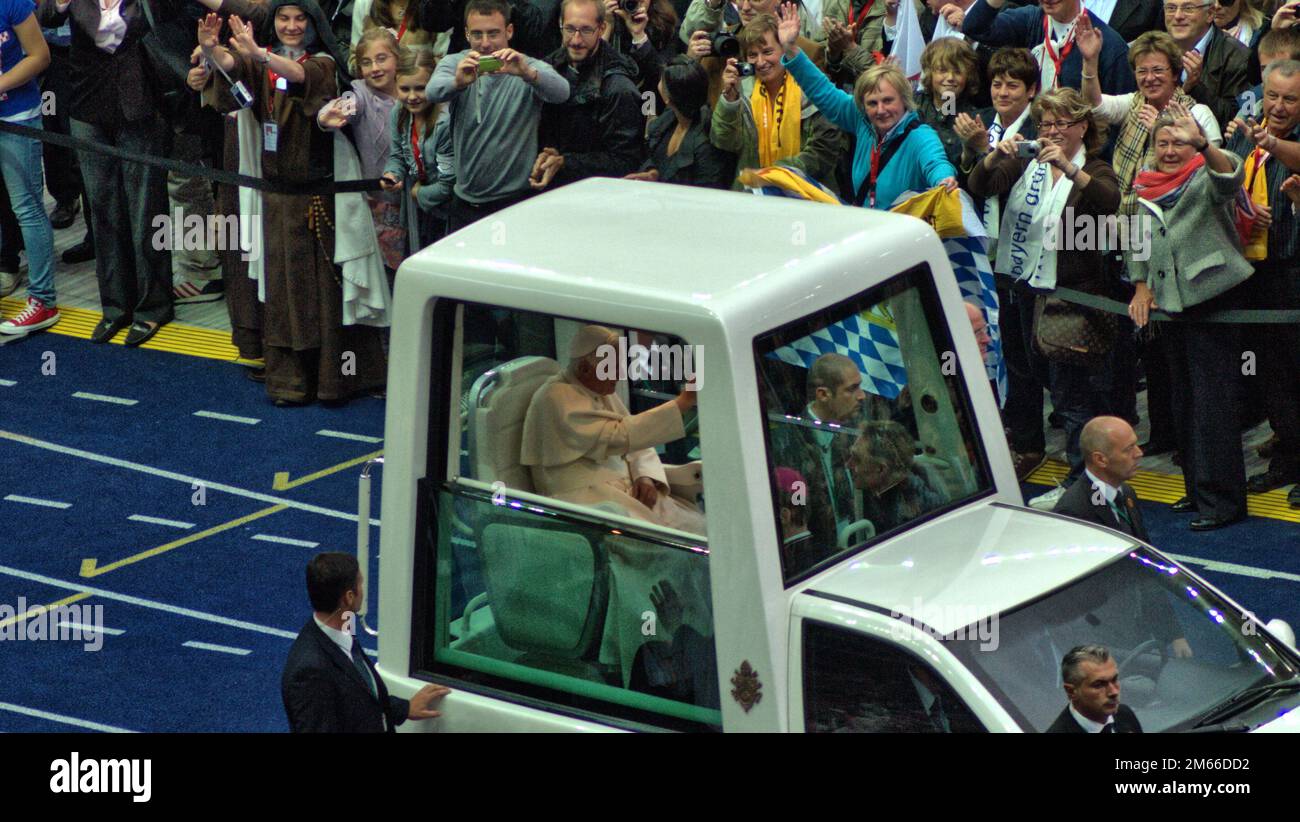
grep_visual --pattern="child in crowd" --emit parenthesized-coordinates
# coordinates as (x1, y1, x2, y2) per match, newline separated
(381, 48, 454, 254)
(319, 28, 405, 271)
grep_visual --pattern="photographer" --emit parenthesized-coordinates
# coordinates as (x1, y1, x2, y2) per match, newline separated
(533, 0, 645, 190)
(710, 12, 842, 189)
(602, 0, 681, 104)
(966, 88, 1121, 504)
(426, 0, 568, 229)
(681, 0, 837, 60)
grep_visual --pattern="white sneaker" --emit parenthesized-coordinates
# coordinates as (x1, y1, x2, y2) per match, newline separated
(1028, 485, 1068, 511)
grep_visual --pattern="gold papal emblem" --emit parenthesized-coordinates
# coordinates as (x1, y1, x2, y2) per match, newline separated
(730, 660, 762, 713)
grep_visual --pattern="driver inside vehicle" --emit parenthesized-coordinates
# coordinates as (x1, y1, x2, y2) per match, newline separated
(1047, 644, 1144, 733)
(520, 324, 705, 533)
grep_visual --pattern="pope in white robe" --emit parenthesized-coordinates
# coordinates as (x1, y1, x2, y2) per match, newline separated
(520, 325, 706, 535)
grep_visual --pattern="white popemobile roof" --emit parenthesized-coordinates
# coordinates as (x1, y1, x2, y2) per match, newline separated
(809, 503, 1139, 634)
(402, 177, 944, 330)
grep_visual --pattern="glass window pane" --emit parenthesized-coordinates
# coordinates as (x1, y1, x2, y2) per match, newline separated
(756, 264, 993, 583)
(803, 621, 987, 733)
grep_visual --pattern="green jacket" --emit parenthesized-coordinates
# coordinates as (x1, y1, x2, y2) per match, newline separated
(678, 0, 851, 46)
(709, 74, 844, 191)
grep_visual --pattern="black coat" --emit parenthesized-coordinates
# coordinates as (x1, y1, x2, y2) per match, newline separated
(281, 619, 410, 733)
(1187, 26, 1251, 130)
(642, 106, 735, 189)
(1106, 0, 1164, 44)
(540, 42, 646, 185)
(37, 0, 165, 126)
(417, 0, 549, 58)
(1053, 475, 1150, 543)
(1046, 703, 1144, 733)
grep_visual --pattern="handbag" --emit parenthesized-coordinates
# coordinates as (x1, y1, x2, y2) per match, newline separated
(1032, 294, 1117, 366)
(137, 0, 201, 130)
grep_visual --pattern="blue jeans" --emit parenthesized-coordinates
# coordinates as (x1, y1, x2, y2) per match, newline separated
(0, 116, 55, 305)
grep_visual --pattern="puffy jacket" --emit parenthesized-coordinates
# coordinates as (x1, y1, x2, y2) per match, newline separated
(539, 43, 646, 186)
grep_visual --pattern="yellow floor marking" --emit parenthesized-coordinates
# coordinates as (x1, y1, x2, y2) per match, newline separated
(0, 592, 93, 629)
(273, 449, 384, 491)
(80, 504, 287, 578)
(1027, 458, 1300, 524)
(0, 297, 259, 365)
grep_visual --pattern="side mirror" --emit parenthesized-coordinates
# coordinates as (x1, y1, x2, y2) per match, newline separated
(1265, 618, 1296, 651)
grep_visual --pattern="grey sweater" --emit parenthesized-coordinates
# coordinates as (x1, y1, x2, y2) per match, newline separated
(427, 52, 570, 204)
(1126, 151, 1254, 315)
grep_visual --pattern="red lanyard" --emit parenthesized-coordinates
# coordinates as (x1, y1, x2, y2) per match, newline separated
(1041, 15, 1074, 89)
(850, 0, 877, 40)
(410, 120, 425, 179)
(868, 142, 881, 207)
(396, 7, 412, 41)
(266, 53, 310, 114)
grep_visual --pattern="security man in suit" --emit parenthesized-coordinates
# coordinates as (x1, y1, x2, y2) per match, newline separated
(282, 553, 451, 732)
(1054, 415, 1148, 542)
(1046, 644, 1144, 733)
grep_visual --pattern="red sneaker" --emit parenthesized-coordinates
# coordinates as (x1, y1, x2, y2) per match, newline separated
(0, 297, 59, 334)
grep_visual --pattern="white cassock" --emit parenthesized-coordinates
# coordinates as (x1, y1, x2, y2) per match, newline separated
(520, 372, 706, 535)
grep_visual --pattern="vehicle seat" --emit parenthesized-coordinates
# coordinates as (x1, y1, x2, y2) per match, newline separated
(467, 355, 561, 489)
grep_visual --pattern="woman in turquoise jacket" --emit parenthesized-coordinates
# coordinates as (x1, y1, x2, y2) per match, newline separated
(774, 3, 956, 207)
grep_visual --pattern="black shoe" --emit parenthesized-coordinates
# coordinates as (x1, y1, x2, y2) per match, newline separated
(124, 320, 164, 347)
(243, 367, 266, 383)
(1190, 514, 1245, 532)
(1247, 469, 1297, 494)
(1289, 485, 1300, 508)
(90, 316, 129, 344)
(1171, 496, 1197, 514)
(61, 239, 94, 264)
(273, 397, 310, 408)
(49, 200, 80, 230)
(1139, 440, 1175, 456)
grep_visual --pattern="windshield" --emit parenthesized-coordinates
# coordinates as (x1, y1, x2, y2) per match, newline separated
(948, 548, 1300, 732)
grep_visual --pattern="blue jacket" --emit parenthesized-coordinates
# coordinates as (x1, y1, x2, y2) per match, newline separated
(782, 49, 956, 209)
(962, 3, 1136, 96)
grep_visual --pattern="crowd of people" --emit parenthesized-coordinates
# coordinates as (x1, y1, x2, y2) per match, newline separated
(0, 0, 1293, 515)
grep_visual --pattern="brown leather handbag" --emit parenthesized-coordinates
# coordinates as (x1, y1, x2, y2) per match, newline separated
(1032, 294, 1118, 366)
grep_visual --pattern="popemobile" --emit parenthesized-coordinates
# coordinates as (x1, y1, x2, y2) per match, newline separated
(355, 178, 1300, 732)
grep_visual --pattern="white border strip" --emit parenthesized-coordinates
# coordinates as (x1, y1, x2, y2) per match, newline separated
(128, 514, 195, 529)
(58, 621, 125, 636)
(0, 702, 136, 733)
(183, 640, 252, 656)
(0, 379, 15, 387)
(252, 534, 320, 548)
(72, 391, 138, 406)
(4, 494, 71, 509)
(316, 429, 383, 444)
(194, 410, 261, 425)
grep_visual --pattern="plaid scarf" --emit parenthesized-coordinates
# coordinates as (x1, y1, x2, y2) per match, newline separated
(1113, 89, 1198, 218)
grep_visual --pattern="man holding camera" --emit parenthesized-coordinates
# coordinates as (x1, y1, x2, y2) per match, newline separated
(532, 0, 645, 190)
(682, 0, 832, 68)
(427, 0, 570, 230)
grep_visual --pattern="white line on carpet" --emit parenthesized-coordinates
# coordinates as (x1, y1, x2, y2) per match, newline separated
(316, 429, 383, 444)
(1168, 553, 1300, 584)
(183, 640, 251, 656)
(72, 391, 138, 406)
(4, 494, 71, 509)
(252, 534, 320, 548)
(57, 621, 125, 636)
(0, 379, 15, 387)
(0, 702, 136, 733)
(128, 514, 195, 529)
(0, 564, 298, 639)
(0, 430, 381, 526)
(194, 410, 260, 425)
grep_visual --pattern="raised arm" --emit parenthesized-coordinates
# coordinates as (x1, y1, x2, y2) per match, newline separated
(779, 5, 861, 134)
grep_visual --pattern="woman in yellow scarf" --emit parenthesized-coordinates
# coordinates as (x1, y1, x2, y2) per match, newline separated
(710, 13, 843, 191)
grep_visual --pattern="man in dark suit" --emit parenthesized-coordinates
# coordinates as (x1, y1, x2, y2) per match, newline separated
(768, 353, 865, 575)
(282, 553, 451, 733)
(1165, 0, 1249, 128)
(1046, 644, 1143, 733)
(1054, 415, 1148, 542)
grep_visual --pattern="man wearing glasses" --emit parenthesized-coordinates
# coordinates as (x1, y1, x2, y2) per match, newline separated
(1165, 0, 1249, 128)
(533, 0, 646, 190)
(428, 0, 571, 231)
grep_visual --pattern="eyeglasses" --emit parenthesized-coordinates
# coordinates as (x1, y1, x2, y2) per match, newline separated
(561, 24, 599, 37)
(1163, 2, 1211, 13)
(1038, 118, 1084, 131)
(1135, 67, 1172, 78)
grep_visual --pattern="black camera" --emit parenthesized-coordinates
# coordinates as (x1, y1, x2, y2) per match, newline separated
(620, 0, 639, 11)
(736, 61, 756, 76)
(711, 32, 739, 59)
